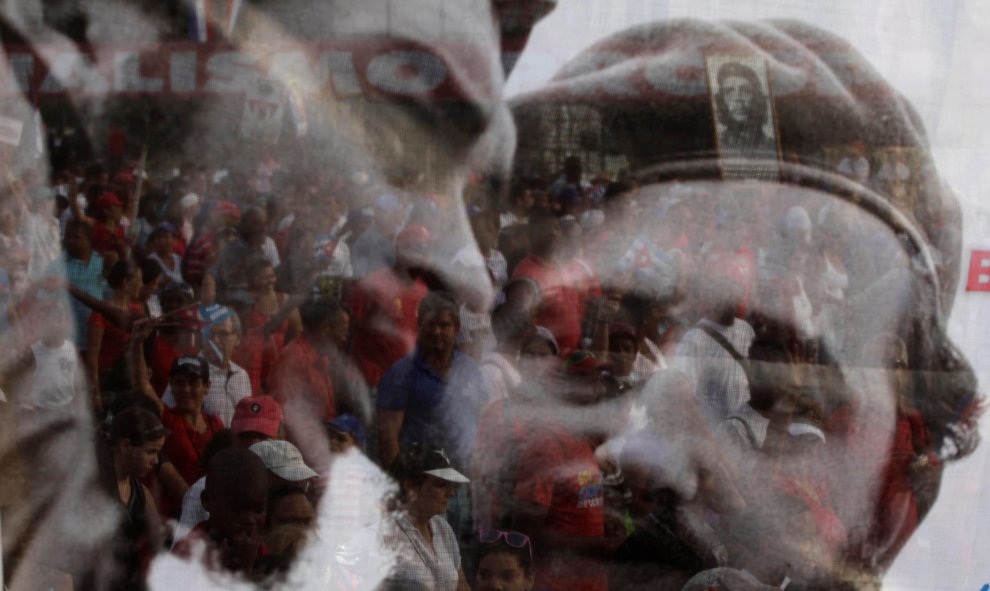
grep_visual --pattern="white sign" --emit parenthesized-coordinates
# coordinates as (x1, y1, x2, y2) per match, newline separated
(239, 75, 285, 143)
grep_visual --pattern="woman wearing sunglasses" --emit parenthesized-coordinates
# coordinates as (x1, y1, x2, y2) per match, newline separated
(383, 445, 472, 591)
(476, 529, 536, 591)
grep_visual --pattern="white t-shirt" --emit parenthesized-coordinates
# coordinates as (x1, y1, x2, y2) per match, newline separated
(27, 340, 81, 409)
(381, 514, 461, 591)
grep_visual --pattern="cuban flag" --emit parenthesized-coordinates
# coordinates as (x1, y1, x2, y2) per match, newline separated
(286, 81, 309, 138)
(617, 234, 656, 272)
(189, 0, 244, 42)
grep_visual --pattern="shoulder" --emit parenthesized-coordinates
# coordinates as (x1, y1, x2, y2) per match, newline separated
(377, 355, 417, 394)
(519, 424, 569, 460)
(429, 515, 460, 556)
(512, 256, 539, 278)
(227, 361, 250, 379)
(205, 413, 224, 431)
(160, 406, 181, 429)
(451, 350, 481, 375)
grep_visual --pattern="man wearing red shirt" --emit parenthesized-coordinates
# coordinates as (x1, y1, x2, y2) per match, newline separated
(269, 297, 340, 465)
(91, 192, 127, 262)
(511, 352, 629, 591)
(510, 210, 583, 356)
(172, 448, 269, 575)
(347, 224, 432, 387)
(182, 201, 241, 290)
(131, 348, 225, 517)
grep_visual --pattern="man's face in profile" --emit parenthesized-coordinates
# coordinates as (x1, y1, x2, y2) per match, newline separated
(595, 180, 929, 583)
(721, 75, 755, 124)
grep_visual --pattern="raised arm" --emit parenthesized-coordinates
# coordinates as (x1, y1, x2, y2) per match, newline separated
(127, 318, 162, 414)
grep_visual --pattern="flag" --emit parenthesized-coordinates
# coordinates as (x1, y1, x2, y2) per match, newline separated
(189, 0, 244, 42)
(287, 81, 309, 138)
(617, 234, 654, 271)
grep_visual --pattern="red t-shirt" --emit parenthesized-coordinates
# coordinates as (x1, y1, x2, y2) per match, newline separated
(92, 221, 126, 259)
(347, 269, 427, 387)
(234, 306, 288, 394)
(87, 304, 143, 372)
(269, 334, 336, 421)
(514, 422, 606, 591)
(149, 337, 198, 397)
(161, 407, 223, 487)
(512, 255, 583, 356)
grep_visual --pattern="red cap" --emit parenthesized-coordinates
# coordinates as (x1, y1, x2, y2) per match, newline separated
(175, 308, 205, 329)
(562, 350, 613, 376)
(395, 223, 433, 246)
(232, 396, 283, 437)
(96, 193, 124, 210)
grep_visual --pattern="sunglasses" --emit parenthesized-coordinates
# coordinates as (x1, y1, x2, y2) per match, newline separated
(478, 529, 532, 561)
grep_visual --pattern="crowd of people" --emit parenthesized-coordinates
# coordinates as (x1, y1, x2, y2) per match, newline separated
(0, 7, 982, 591)
(0, 141, 966, 591)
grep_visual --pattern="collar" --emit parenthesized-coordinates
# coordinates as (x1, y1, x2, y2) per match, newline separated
(413, 348, 461, 379)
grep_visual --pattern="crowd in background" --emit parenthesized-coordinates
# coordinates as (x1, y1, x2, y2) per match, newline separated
(0, 132, 948, 591)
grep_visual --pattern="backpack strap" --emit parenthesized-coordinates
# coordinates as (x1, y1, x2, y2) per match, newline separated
(699, 323, 745, 362)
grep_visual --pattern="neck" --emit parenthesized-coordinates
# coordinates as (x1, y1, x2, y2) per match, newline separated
(422, 348, 453, 373)
(112, 455, 129, 485)
(407, 509, 432, 537)
(176, 407, 204, 427)
(207, 346, 230, 371)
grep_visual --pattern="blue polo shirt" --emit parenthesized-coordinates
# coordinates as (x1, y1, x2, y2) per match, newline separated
(377, 348, 486, 468)
(49, 253, 107, 349)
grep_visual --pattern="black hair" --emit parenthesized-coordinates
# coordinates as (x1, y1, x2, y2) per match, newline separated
(146, 226, 172, 245)
(416, 292, 459, 329)
(64, 217, 94, 239)
(299, 296, 343, 333)
(490, 304, 529, 347)
(715, 61, 769, 128)
(138, 256, 163, 285)
(107, 259, 139, 290)
(477, 539, 533, 577)
(109, 406, 167, 446)
(201, 429, 236, 471)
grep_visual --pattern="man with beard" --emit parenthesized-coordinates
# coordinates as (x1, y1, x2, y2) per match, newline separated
(510, 18, 978, 590)
(713, 61, 777, 159)
(0, 6, 980, 591)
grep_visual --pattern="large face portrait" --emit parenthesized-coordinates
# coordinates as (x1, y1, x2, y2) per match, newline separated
(0, 6, 980, 591)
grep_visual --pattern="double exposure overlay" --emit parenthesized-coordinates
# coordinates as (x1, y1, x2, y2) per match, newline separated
(0, 2, 985, 590)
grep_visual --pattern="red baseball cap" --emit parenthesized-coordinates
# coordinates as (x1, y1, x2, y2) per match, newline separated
(231, 396, 283, 438)
(95, 192, 124, 210)
(562, 350, 613, 376)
